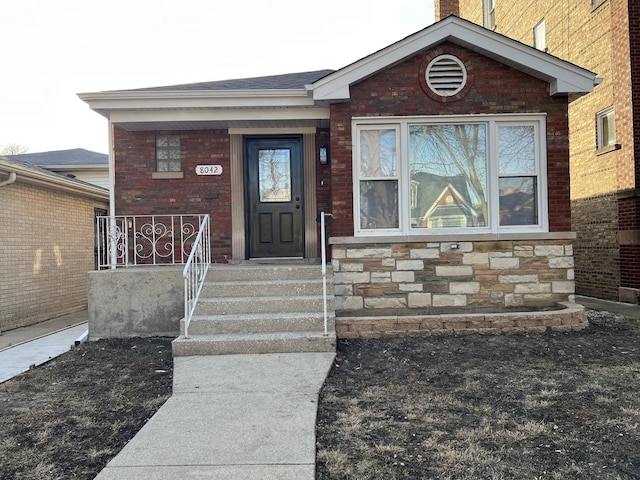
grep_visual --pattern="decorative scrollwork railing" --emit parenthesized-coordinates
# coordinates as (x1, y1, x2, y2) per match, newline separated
(96, 214, 208, 269)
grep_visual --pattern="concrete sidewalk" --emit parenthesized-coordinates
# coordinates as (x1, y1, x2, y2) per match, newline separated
(0, 311, 88, 384)
(94, 352, 336, 480)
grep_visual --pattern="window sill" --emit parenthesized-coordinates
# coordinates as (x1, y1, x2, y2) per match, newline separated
(152, 171, 184, 179)
(591, 0, 608, 13)
(330, 231, 575, 245)
(596, 143, 621, 156)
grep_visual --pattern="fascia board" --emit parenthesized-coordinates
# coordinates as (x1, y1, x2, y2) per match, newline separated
(78, 89, 315, 113)
(312, 17, 596, 101)
(109, 106, 331, 124)
(0, 160, 109, 200)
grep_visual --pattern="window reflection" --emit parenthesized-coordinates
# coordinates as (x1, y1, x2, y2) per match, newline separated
(259, 149, 291, 202)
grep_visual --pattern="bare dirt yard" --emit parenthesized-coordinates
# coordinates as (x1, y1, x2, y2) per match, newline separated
(0, 338, 173, 480)
(316, 310, 640, 479)
(0, 309, 638, 480)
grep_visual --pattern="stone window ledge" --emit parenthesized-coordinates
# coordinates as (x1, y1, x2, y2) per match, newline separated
(330, 232, 576, 245)
(596, 143, 621, 156)
(152, 171, 184, 179)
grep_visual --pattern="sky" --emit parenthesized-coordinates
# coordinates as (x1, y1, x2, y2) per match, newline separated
(1, 0, 435, 155)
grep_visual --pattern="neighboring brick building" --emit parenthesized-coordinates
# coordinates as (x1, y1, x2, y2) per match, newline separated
(80, 16, 597, 324)
(445, 0, 640, 303)
(0, 157, 109, 332)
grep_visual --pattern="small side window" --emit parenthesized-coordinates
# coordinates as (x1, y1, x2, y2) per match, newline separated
(534, 20, 546, 52)
(596, 107, 615, 150)
(484, 0, 496, 29)
(156, 135, 181, 172)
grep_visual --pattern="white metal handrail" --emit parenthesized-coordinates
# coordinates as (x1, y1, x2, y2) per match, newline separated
(320, 212, 333, 337)
(183, 215, 211, 338)
(96, 214, 207, 269)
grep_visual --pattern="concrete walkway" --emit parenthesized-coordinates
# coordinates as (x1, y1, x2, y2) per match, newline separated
(94, 352, 336, 480)
(0, 311, 88, 384)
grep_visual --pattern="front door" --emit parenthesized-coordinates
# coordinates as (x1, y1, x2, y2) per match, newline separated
(245, 136, 304, 258)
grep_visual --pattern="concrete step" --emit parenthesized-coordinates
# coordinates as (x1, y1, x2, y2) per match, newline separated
(201, 278, 331, 297)
(207, 264, 330, 282)
(172, 331, 337, 356)
(185, 312, 335, 335)
(194, 295, 334, 316)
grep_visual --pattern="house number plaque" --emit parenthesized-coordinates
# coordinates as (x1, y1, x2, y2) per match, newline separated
(195, 165, 223, 175)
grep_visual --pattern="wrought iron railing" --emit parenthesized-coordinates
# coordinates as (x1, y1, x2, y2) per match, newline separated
(96, 214, 208, 269)
(183, 215, 211, 338)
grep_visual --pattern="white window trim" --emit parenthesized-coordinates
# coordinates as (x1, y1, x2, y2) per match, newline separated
(352, 114, 548, 237)
(484, 0, 496, 29)
(534, 19, 546, 52)
(596, 106, 615, 150)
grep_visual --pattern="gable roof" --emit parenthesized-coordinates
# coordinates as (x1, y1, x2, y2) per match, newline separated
(8, 148, 108, 168)
(313, 15, 599, 102)
(78, 16, 598, 129)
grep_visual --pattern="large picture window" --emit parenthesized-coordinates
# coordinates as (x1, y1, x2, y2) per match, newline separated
(353, 115, 547, 235)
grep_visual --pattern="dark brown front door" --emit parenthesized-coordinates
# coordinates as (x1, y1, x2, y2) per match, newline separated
(245, 136, 304, 258)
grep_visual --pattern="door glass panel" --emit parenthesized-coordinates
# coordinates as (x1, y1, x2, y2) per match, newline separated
(259, 149, 291, 202)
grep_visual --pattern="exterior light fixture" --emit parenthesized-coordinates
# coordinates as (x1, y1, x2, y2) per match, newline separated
(319, 145, 329, 165)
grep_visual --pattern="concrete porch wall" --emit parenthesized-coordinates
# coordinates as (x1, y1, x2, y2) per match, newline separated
(88, 267, 183, 339)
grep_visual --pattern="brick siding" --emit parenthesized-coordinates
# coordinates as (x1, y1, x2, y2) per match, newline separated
(454, 0, 640, 301)
(329, 41, 572, 237)
(0, 181, 108, 331)
(113, 128, 233, 262)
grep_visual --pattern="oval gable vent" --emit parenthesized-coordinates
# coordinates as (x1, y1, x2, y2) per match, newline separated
(426, 55, 467, 97)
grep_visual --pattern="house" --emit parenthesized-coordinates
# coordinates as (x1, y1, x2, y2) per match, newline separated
(441, 0, 640, 303)
(8, 148, 110, 191)
(0, 156, 109, 333)
(79, 15, 598, 340)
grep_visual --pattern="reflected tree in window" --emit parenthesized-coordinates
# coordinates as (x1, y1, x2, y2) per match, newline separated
(409, 124, 488, 228)
(259, 149, 291, 202)
(498, 125, 537, 225)
(359, 128, 399, 229)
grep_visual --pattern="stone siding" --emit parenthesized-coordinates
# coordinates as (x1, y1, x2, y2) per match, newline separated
(331, 237, 575, 317)
(336, 302, 586, 339)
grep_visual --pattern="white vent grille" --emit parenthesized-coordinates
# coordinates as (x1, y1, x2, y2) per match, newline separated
(426, 55, 467, 97)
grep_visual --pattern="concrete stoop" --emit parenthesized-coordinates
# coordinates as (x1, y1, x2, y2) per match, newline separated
(172, 264, 336, 356)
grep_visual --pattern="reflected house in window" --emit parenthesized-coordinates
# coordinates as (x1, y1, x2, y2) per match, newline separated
(411, 173, 479, 228)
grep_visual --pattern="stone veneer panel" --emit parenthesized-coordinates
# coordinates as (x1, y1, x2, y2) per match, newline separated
(331, 238, 576, 317)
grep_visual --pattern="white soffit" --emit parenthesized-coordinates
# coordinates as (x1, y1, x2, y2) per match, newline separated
(312, 16, 598, 101)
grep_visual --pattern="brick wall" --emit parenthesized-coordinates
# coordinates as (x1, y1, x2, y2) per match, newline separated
(456, 0, 639, 301)
(0, 181, 108, 331)
(113, 128, 233, 262)
(435, 0, 459, 20)
(329, 41, 572, 237)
